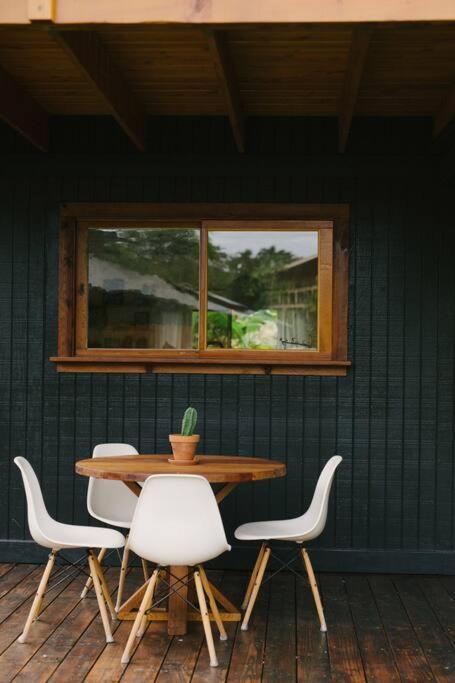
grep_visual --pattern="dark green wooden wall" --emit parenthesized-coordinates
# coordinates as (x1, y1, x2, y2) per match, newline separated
(0, 117, 454, 572)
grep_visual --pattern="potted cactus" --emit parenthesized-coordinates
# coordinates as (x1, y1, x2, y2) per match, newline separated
(169, 407, 200, 464)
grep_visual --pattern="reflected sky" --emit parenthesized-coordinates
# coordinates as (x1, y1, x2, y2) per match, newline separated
(209, 231, 318, 258)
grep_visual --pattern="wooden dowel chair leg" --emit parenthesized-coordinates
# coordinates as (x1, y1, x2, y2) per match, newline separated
(18, 549, 57, 643)
(141, 559, 149, 582)
(88, 552, 114, 643)
(199, 565, 227, 641)
(136, 564, 157, 638)
(136, 611, 149, 639)
(136, 580, 154, 639)
(81, 547, 106, 599)
(241, 546, 271, 632)
(194, 570, 218, 667)
(121, 568, 159, 665)
(242, 542, 266, 610)
(92, 553, 116, 620)
(301, 548, 327, 632)
(115, 538, 130, 612)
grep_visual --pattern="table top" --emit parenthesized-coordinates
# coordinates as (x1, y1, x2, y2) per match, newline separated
(75, 454, 286, 484)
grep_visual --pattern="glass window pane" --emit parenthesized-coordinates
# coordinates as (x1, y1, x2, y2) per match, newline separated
(87, 227, 199, 349)
(207, 231, 318, 350)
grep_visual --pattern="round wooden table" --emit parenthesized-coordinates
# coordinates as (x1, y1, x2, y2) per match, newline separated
(75, 454, 286, 635)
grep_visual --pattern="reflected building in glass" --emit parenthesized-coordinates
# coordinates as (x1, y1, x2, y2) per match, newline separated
(271, 255, 318, 350)
(87, 227, 200, 350)
(207, 230, 318, 351)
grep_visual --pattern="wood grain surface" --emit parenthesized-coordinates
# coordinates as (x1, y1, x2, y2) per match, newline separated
(75, 454, 286, 484)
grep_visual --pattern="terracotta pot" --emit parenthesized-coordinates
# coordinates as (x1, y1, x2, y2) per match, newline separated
(169, 434, 200, 462)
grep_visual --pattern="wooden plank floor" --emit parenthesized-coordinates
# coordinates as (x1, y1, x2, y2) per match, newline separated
(0, 563, 454, 682)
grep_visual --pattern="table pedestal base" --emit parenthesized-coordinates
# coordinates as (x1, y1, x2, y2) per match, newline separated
(117, 566, 241, 635)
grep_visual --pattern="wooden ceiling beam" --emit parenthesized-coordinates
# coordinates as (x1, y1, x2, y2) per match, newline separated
(3, 0, 455, 25)
(0, 64, 48, 150)
(338, 26, 372, 153)
(206, 30, 245, 153)
(433, 83, 455, 138)
(52, 30, 146, 151)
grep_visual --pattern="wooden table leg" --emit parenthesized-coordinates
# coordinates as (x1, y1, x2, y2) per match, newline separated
(215, 482, 238, 503)
(166, 482, 237, 635)
(168, 565, 189, 635)
(123, 481, 142, 497)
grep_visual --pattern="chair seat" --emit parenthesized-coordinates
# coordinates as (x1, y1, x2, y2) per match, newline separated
(42, 521, 125, 551)
(235, 517, 312, 542)
(89, 512, 132, 530)
(141, 542, 232, 567)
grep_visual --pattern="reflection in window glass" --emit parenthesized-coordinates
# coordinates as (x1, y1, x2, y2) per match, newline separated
(207, 231, 318, 350)
(87, 228, 199, 349)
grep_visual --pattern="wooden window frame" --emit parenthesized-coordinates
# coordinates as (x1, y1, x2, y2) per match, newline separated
(52, 203, 350, 375)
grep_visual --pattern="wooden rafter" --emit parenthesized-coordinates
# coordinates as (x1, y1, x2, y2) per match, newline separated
(53, 30, 146, 151)
(433, 83, 455, 138)
(338, 26, 372, 153)
(206, 30, 245, 153)
(0, 64, 48, 150)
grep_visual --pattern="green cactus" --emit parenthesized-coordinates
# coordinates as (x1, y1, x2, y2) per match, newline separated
(181, 407, 198, 436)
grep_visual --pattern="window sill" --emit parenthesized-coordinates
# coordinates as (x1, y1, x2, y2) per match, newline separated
(50, 356, 351, 376)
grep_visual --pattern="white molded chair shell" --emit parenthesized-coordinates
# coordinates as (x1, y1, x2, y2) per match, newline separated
(15, 457, 125, 551)
(235, 456, 342, 543)
(128, 474, 231, 566)
(87, 444, 139, 528)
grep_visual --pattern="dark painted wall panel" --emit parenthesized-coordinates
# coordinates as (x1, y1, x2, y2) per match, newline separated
(0, 117, 453, 571)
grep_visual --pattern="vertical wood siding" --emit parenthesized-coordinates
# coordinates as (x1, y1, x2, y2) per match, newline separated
(0, 117, 453, 571)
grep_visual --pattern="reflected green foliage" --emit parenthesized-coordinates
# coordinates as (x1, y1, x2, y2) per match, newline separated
(89, 228, 199, 287)
(207, 309, 278, 349)
(208, 245, 295, 309)
(232, 309, 279, 349)
(206, 311, 232, 348)
(232, 309, 277, 341)
(192, 311, 199, 348)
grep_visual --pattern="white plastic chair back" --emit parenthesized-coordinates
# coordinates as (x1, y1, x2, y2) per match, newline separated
(302, 456, 342, 539)
(14, 457, 55, 548)
(87, 444, 139, 527)
(129, 474, 231, 566)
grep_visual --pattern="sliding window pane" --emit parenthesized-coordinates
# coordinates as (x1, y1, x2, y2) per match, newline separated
(87, 227, 199, 349)
(207, 231, 318, 350)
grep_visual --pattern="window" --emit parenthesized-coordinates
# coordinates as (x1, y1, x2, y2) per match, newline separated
(206, 229, 319, 351)
(53, 204, 349, 375)
(86, 226, 200, 350)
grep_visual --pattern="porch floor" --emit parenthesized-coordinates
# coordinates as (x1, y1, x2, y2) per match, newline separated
(0, 562, 453, 682)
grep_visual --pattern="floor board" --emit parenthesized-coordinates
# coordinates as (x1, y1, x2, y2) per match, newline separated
(369, 575, 437, 682)
(0, 563, 453, 682)
(345, 575, 400, 683)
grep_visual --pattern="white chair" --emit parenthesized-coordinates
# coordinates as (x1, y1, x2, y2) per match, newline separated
(235, 455, 342, 632)
(121, 474, 231, 668)
(81, 443, 145, 610)
(14, 457, 125, 644)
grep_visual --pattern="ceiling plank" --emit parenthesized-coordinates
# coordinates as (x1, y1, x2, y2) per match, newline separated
(53, 30, 146, 151)
(338, 26, 372, 153)
(433, 83, 455, 138)
(0, 64, 48, 150)
(206, 30, 245, 153)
